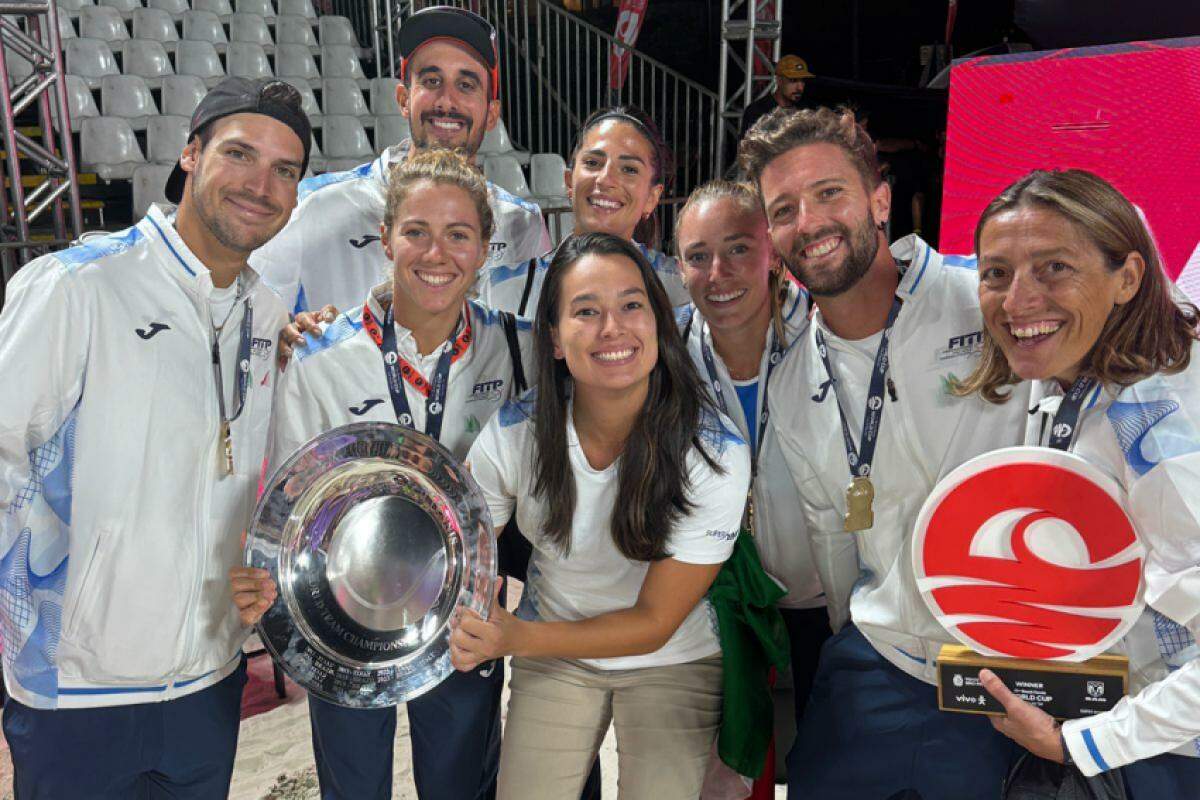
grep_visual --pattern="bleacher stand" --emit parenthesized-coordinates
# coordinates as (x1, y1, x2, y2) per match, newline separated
(65, 38, 119, 88)
(317, 15, 357, 48)
(132, 163, 172, 216)
(146, 115, 190, 164)
(100, 74, 158, 130)
(227, 42, 273, 79)
(369, 76, 401, 116)
(319, 114, 372, 171)
(81, 116, 145, 180)
(122, 38, 174, 87)
(78, 6, 129, 42)
(161, 74, 208, 116)
(176, 39, 225, 86)
(276, 43, 320, 83)
(181, 9, 228, 53)
(282, 77, 322, 127)
(321, 76, 370, 122)
(484, 153, 534, 200)
(373, 114, 409, 156)
(230, 13, 274, 53)
(276, 14, 318, 51)
(131, 8, 179, 51)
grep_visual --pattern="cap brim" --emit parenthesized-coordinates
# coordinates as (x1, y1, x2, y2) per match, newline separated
(165, 162, 185, 204)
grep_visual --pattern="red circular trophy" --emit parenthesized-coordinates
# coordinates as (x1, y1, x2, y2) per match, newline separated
(912, 447, 1145, 719)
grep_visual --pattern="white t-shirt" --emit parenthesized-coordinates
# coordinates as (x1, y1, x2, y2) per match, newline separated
(467, 394, 751, 670)
(821, 323, 883, 439)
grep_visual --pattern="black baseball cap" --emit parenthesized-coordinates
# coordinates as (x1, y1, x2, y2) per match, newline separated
(398, 6, 499, 98)
(165, 77, 312, 203)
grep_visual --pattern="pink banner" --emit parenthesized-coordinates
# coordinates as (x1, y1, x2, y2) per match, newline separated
(609, 0, 650, 91)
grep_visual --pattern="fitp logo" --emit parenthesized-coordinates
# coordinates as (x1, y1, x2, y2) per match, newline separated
(913, 447, 1144, 662)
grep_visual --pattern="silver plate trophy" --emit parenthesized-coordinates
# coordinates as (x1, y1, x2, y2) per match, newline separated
(245, 422, 497, 708)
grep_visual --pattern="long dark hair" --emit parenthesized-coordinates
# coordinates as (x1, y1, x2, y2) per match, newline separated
(531, 232, 721, 561)
(569, 106, 674, 248)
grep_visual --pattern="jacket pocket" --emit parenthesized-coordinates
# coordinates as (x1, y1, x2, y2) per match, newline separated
(61, 531, 107, 643)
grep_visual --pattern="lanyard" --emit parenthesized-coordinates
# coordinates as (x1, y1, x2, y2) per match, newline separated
(813, 296, 902, 481)
(210, 288, 253, 475)
(1044, 375, 1097, 451)
(698, 319, 784, 473)
(362, 300, 472, 440)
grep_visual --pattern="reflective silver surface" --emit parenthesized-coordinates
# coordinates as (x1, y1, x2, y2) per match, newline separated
(245, 423, 496, 708)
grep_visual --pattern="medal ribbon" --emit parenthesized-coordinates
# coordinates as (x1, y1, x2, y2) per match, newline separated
(362, 300, 472, 440)
(813, 296, 902, 480)
(211, 286, 254, 472)
(698, 319, 785, 471)
(1044, 375, 1097, 452)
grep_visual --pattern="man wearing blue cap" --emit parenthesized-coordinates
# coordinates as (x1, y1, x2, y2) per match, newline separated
(0, 77, 308, 799)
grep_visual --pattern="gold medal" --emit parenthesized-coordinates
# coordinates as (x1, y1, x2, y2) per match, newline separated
(742, 490, 755, 535)
(220, 419, 234, 475)
(843, 476, 874, 532)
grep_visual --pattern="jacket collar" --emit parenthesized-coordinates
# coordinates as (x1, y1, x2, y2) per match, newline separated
(893, 234, 942, 301)
(141, 203, 263, 301)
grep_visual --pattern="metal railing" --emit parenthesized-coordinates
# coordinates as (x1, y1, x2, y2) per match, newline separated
(393, 0, 722, 244)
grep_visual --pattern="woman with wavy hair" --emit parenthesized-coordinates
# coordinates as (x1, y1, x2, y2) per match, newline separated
(451, 232, 750, 799)
(957, 168, 1200, 796)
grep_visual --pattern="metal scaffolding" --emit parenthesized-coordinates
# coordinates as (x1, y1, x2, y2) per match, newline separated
(716, 0, 782, 174)
(0, 0, 82, 287)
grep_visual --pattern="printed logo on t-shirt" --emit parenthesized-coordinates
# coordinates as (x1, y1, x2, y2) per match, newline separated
(488, 241, 509, 259)
(251, 337, 273, 359)
(706, 529, 738, 542)
(469, 377, 505, 403)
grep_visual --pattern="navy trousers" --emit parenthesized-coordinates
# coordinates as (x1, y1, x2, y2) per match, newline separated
(779, 605, 833, 726)
(3, 659, 247, 800)
(787, 624, 1018, 800)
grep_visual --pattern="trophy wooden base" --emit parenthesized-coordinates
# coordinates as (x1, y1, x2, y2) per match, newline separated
(936, 644, 1128, 720)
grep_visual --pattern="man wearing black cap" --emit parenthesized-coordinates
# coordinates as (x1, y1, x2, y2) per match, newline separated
(252, 5, 551, 320)
(0, 77, 308, 798)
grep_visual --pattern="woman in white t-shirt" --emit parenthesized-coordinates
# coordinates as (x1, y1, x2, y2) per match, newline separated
(452, 232, 751, 799)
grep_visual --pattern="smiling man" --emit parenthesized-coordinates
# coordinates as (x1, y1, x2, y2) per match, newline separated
(0, 77, 307, 799)
(251, 6, 551, 317)
(738, 106, 1031, 799)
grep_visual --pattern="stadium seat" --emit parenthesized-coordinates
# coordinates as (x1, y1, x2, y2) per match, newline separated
(78, 7, 129, 43)
(57, 0, 96, 20)
(282, 77, 321, 127)
(181, 10, 227, 52)
(479, 119, 528, 164)
(226, 42, 272, 79)
(275, 14, 317, 51)
(373, 115, 409, 155)
(4, 48, 32, 83)
(276, 0, 313, 19)
(147, 0, 188, 18)
(306, 133, 325, 173)
(160, 74, 207, 117)
(104, 0, 143, 19)
(274, 43, 319, 82)
(320, 44, 366, 86)
(229, 13, 273, 52)
(132, 163, 173, 217)
(236, 0, 275, 19)
(146, 114, 189, 164)
(60, 74, 99, 132)
(121, 39, 174, 88)
(530, 152, 568, 204)
(192, 0, 233, 21)
(56, 7, 77, 39)
(369, 77, 401, 116)
(100, 74, 159, 130)
(483, 154, 533, 199)
(317, 16, 357, 48)
(65, 38, 119, 89)
(320, 114, 372, 171)
(131, 8, 178, 48)
(321, 77, 369, 120)
(550, 211, 574, 244)
(175, 40, 224, 86)
(81, 116, 146, 180)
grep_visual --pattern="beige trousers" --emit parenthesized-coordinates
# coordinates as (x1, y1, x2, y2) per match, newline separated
(497, 653, 723, 800)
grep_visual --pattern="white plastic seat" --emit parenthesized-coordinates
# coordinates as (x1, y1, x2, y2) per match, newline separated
(369, 77, 401, 116)
(317, 15, 357, 48)
(320, 114, 372, 172)
(321, 77, 369, 120)
(226, 42, 272, 79)
(175, 40, 224, 86)
(483, 154, 532, 199)
(57, 0, 96, 19)
(274, 43, 319, 82)
(479, 119, 529, 165)
(236, 0, 275, 19)
(530, 152, 568, 202)
(146, 0, 188, 18)
(229, 12, 273, 51)
(160, 74, 206, 117)
(79, 7, 129, 43)
(104, 0, 143, 18)
(306, 133, 325, 173)
(59, 74, 99, 132)
(4, 48, 32, 83)
(81, 116, 146, 180)
(65, 38, 119, 89)
(181, 10, 227, 52)
(121, 39, 174, 88)
(100, 74, 158, 130)
(132, 164, 173, 217)
(281, 77, 321, 127)
(131, 8, 178, 47)
(275, 14, 317, 51)
(373, 115, 409, 155)
(56, 7, 78, 39)
(320, 44, 366, 86)
(146, 114, 189, 164)
(550, 211, 574, 244)
(276, 0, 312, 19)
(192, 0, 233, 20)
